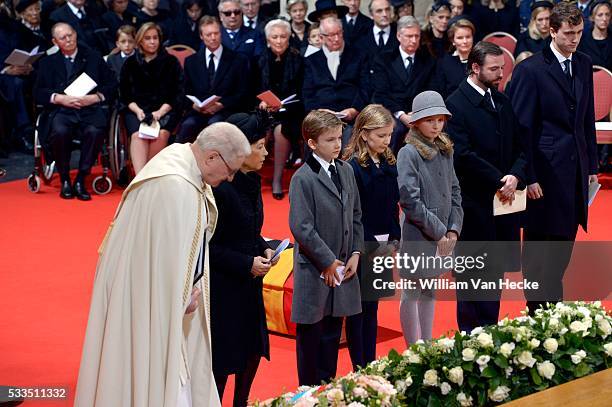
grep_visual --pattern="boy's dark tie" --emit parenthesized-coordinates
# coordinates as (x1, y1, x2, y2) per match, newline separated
(329, 164, 342, 194)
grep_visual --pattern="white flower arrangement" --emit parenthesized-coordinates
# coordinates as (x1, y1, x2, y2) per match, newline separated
(259, 302, 612, 406)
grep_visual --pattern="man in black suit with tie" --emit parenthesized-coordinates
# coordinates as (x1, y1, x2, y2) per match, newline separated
(240, 0, 270, 34)
(372, 15, 436, 153)
(302, 16, 370, 146)
(218, 0, 265, 59)
(34, 22, 116, 200)
(358, 0, 398, 54)
(506, 2, 599, 314)
(49, 0, 108, 54)
(176, 16, 249, 144)
(342, 0, 373, 46)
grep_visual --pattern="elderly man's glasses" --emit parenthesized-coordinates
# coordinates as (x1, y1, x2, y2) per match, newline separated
(218, 152, 239, 177)
(221, 9, 242, 16)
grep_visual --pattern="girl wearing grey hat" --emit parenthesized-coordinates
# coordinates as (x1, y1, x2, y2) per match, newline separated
(396, 90, 463, 345)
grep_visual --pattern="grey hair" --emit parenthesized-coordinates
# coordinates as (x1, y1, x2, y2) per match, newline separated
(51, 22, 75, 39)
(319, 16, 342, 35)
(264, 19, 291, 38)
(218, 0, 240, 11)
(397, 15, 420, 31)
(287, 0, 308, 12)
(194, 122, 251, 160)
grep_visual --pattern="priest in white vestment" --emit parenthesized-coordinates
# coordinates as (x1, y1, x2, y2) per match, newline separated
(74, 123, 251, 407)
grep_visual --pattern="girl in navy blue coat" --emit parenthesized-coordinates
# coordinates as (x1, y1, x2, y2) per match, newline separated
(342, 104, 401, 368)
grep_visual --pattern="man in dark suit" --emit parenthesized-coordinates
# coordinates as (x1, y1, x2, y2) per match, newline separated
(35, 22, 116, 200)
(240, 0, 270, 34)
(218, 0, 265, 59)
(506, 2, 598, 314)
(302, 16, 369, 146)
(446, 41, 527, 332)
(342, 0, 373, 46)
(176, 16, 249, 143)
(49, 0, 109, 54)
(372, 15, 436, 153)
(357, 0, 398, 55)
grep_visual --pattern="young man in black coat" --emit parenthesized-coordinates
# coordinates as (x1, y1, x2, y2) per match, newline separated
(506, 2, 598, 314)
(445, 41, 527, 333)
(34, 23, 117, 200)
(372, 15, 436, 154)
(176, 16, 249, 143)
(342, 0, 373, 46)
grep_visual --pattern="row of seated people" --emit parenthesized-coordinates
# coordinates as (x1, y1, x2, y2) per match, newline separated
(2, 0, 610, 194)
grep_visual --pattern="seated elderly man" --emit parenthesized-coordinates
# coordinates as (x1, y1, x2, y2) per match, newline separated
(302, 16, 369, 146)
(34, 22, 116, 200)
(176, 16, 249, 144)
(372, 15, 436, 153)
(218, 0, 265, 59)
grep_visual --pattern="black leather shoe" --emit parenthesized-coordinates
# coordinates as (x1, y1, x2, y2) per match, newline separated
(272, 191, 285, 200)
(73, 181, 91, 201)
(60, 180, 73, 199)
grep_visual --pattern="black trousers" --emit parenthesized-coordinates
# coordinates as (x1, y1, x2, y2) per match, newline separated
(175, 111, 226, 144)
(214, 355, 261, 407)
(296, 315, 343, 386)
(345, 301, 379, 370)
(49, 111, 105, 181)
(523, 228, 577, 315)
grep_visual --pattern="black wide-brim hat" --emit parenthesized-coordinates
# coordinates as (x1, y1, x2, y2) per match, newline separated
(16, 0, 39, 13)
(308, 0, 349, 23)
(226, 111, 270, 144)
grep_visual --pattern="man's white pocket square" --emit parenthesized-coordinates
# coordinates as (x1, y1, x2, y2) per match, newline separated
(245, 38, 254, 44)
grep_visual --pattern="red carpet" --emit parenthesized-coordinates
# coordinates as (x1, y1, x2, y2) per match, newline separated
(0, 168, 611, 406)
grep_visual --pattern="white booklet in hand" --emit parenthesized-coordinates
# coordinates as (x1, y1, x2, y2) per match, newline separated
(320, 266, 346, 287)
(589, 182, 601, 206)
(4, 46, 45, 66)
(270, 238, 290, 263)
(493, 189, 526, 216)
(138, 120, 160, 139)
(64, 73, 97, 97)
(186, 94, 221, 109)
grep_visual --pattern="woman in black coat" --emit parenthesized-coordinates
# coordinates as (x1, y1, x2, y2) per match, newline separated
(342, 104, 400, 369)
(168, 0, 203, 50)
(135, 0, 172, 42)
(119, 22, 183, 173)
(101, 0, 137, 38)
(579, 0, 612, 70)
(209, 112, 278, 407)
(469, 0, 520, 41)
(514, 1, 551, 56)
(434, 17, 474, 98)
(422, 1, 452, 58)
(256, 19, 304, 200)
(287, 0, 310, 52)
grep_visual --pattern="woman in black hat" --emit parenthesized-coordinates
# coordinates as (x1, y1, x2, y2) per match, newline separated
(515, 1, 552, 56)
(209, 111, 278, 407)
(422, 0, 452, 58)
(15, 0, 52, 51)
(307, 0, 348, 23)
(579, 0, 612, 70)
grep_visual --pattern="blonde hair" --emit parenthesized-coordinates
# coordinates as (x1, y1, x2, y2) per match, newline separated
(528, 6, 550, 41)
(135, 22, 163, 52)
(302, 110, 343, 142)
(342, 105, 397, 166)
(447, 18, 475, 44)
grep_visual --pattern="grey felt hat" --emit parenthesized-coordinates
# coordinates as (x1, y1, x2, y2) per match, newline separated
(408, 91, 452, 124)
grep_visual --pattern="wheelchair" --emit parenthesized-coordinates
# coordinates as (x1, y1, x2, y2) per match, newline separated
(26, 106, 124, 194)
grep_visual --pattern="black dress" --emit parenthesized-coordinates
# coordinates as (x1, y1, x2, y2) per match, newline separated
(434, 52, 468, 98)
(209, 171, 271, 376)
(119, 50, 183, 132)
(256, 47, 304, 141)
(514, 32, 549, 56)
(289, 21, 310, 52)
(579, 30, 612, 70)
(469, 2, 520, 41)
(422, 28, 450, 59)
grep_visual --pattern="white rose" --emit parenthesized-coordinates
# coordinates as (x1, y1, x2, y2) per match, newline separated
(517, 351, 536, 368)
(543, 338, 558, 354)
(604, 343, 612, 357)
(462, 348, 477, 362)
(577, 306, 591, 319)
(571, 350, 587, 364)
(537, 361, 556, 380)
(594, 301, 602, 308)
(477, 333, 494, 348)
(404, 349, 422, 364)
(423, 369, 439, 387)
(560, 327, 568, 335)
(326, 388, 344, 402)
(488, 386, 510, 403)
(476, 355, 490, 372)
(352, 387, 368, 398)
(549, 318, 560, 328)
(448, 366, 464, 386)
(595, 314, 603, 322)
(499, 342, 515, 357)
(457, 392, 473, 407)
(440, 382, 451, 395)
(598, 319, 612, 337)
(570, 320, 589, 336)
(530, 338, 541, 349)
